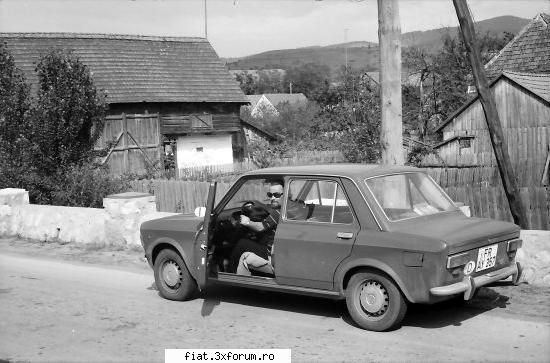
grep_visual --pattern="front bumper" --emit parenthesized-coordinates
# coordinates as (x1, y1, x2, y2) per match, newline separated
(430, 262, 522, 300)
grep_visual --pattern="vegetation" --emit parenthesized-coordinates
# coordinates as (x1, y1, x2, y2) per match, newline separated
(0, 45, 128, 207)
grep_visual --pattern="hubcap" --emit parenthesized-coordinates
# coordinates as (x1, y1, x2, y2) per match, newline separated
(162, 261, 181, 287)
(359, 280, 389, 316)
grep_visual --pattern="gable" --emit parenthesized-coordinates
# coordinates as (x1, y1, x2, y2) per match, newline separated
(1, 33, 247, 104)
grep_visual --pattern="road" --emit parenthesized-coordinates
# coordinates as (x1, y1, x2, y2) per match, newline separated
(1, 250, 549, 363)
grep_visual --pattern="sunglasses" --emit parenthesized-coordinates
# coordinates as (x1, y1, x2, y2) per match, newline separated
(267, 192, 283, 198)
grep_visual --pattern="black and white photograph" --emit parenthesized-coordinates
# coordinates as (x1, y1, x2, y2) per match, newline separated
(0, 0, 549, 362)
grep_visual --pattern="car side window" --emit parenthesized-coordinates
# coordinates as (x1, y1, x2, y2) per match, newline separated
(286, 179, 354, 224)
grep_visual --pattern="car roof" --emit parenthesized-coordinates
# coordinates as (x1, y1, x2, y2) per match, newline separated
(244, 163, 420, 180)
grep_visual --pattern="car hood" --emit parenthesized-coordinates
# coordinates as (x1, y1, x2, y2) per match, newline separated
(389, 211, 519, 254)
(140, 213, 202, 233)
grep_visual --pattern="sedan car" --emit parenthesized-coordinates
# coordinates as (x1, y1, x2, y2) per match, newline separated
(140, 164, 522, 331)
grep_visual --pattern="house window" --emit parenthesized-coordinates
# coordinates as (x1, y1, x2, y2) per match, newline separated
(196, 147, 204, 152)
(190, 114, 213, 129)
(459, 138, 472, 149)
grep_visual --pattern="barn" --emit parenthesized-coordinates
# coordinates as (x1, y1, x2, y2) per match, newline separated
(1, 32, 249, 174)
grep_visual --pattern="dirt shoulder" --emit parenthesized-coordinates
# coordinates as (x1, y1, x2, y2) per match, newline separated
(1, 237, 549, 322)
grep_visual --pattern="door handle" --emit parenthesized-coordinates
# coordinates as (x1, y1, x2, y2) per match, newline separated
(337, 232, 354, 239)
(200, 244, 207, 250)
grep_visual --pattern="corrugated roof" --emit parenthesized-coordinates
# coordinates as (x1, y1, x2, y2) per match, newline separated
(485, 13, 550, 79)
(504, 71, 550, 103)
(0, 32, 247, 104)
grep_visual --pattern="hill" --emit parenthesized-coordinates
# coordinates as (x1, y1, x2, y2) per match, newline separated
(225, 15, 529, 73)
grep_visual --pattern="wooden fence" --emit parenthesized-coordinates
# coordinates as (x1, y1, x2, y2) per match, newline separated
(425, 166, 549, 230)
(130, 165, 549, 230)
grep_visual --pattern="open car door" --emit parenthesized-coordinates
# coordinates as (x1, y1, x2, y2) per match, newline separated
(193, 181, 217, 290)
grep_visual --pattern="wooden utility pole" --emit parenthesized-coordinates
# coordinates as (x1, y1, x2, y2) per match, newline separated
(378, 0, 404, 165)
(453, 0, 528, 228)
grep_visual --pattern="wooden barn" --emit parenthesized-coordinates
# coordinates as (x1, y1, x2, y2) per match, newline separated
(433, 71, 550, 186)
(1, 33, 249, 174)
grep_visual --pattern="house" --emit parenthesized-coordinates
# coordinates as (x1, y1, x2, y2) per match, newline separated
(431, 13, 550, 186)
(246, 93, 308, 117)
(1, 33, 249, 173)
(240, 119, 279, 144)
(433, 71, 550, 185)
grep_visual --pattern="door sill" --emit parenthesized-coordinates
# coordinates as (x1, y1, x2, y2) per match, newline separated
(209, 272, 342, 299)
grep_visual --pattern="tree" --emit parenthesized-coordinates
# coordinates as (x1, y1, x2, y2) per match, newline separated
(29, 49, 106, 172)
(317, 69, 381, 163)
(283, 63, 331, 101)
(0, 43, 31, 155)
(404, 32, 511, 137)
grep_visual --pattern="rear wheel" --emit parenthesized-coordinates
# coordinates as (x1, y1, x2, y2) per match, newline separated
(154, 249, 197, 301)
(345, 272, 407, 331)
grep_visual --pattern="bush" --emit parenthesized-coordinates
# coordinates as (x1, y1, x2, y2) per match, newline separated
(50, 164, 132, 208)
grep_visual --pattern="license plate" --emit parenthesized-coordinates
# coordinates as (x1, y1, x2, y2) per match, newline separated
(476, 244, 498, 272)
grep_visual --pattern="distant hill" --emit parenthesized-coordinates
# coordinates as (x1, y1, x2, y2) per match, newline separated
(224, 15, 529, 73)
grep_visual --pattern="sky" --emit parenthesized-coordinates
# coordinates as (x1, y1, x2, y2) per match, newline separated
(0, 0, 548, 58)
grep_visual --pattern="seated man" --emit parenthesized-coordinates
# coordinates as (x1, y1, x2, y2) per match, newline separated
(230, 181, 283, 276)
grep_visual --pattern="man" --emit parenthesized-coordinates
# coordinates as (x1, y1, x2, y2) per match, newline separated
(230, 182, 284, 276)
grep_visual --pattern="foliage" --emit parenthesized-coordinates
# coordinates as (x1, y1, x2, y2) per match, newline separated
(29, 49, 106, 172)
(50, 164, 132, 208)
(404, 32, 511, 137)
(247, 139, 290, 168)
(283, 63, 331, 102)
(316, 68, 381, 163)
(0, 46, 119, 207)
(235, 70, 284, 95)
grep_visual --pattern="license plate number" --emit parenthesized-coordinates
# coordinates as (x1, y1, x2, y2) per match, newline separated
(476, 244, 498, 272)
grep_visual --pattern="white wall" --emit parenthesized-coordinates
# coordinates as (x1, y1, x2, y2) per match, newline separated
(176, 134, 234, 168)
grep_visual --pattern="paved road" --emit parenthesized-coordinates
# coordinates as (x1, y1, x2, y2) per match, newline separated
(1, 253, 549, 362)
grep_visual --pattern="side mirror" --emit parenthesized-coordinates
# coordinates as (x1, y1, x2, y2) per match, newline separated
(194, 206, 206, 218)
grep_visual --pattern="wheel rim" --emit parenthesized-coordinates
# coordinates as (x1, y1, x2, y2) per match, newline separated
(359, 280, 389, 316)
(162, 260, 182, 288)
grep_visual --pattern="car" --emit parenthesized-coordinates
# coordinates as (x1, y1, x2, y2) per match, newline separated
(140, 164, 523, 331)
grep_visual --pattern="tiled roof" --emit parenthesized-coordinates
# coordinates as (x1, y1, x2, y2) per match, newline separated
(485, 13, 550, 79)
(0, 33, 247, 104)
(263, 93, 307, 106)
(504, 71, 550, 103)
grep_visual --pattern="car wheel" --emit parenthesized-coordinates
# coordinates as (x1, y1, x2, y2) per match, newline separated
(154, 249, 197, 301)
(345, 272, 407, 331)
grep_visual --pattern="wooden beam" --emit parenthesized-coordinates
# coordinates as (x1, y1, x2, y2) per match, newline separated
(378, 0, 404, 165)
(453, 0, 528, 228)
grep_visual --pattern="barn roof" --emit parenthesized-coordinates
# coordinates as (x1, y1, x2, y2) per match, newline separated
(434, 71, 550, 133)
(485, 13, 550, 79)
(0, 32, 248, 104)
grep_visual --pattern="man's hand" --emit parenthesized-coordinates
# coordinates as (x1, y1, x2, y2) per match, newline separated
(239, 214, 251, 226)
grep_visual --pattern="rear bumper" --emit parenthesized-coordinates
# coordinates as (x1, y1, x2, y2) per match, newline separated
(430, 262, 522, 300)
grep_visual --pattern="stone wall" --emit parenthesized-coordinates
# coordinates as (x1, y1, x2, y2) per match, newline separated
(0, 188, 177, 247)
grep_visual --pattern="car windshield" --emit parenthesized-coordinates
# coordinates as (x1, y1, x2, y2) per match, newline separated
(365, 172, 457, 221)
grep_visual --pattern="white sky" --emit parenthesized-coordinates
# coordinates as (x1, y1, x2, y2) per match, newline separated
(0, 0, 548, 58)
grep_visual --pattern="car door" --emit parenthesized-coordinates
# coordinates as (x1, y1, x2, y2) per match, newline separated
(193, 181, 217, 290)
(274, 177, 359, 290)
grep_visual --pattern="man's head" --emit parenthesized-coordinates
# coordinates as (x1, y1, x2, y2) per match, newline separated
(267, 182, 284, 209)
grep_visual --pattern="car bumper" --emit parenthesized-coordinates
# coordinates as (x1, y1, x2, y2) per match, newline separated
(430, 262, 522, 300)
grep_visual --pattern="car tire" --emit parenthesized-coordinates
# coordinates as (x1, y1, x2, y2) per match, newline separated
(154, 249, 197, 301)
(345, 272, 407, 332)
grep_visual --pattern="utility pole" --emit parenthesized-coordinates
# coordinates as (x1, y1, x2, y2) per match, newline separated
(453, 0, 528, 228)
(377, 0, 403, 165)
(204, 0, 208, 39)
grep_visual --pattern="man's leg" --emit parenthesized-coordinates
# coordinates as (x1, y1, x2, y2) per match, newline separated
(236, 252, 274, 275)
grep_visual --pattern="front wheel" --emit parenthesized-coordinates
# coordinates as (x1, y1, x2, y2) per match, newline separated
(345, 272, 407, 331)
(154, 249, 197, 301)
